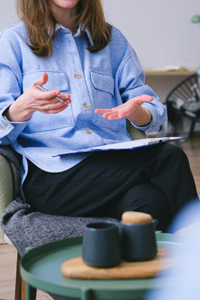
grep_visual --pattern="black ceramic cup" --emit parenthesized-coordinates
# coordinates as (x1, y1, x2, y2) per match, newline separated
(120, 219, 158, 262)
(82, 222, 121, 268)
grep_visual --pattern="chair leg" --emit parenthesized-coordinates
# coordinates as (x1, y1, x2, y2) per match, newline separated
(15, 253, 22, 300)
(189, 119, 196, 138)
(171, 114, 181, 136)
(26, 284, 37, 300)
(21, 279, 26, 300)
(15, 252, 37, 300)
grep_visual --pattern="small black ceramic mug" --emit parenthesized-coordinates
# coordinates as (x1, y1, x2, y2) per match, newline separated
(120, 219, 158, 262)
(82, 222, 121, 268)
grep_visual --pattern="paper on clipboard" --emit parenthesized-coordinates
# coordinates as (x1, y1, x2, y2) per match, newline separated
(53, 137, 184, 157)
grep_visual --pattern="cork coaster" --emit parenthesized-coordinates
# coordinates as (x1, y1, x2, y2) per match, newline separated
(61, 248, 177, 280)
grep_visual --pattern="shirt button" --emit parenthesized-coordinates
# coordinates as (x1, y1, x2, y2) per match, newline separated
(3, 122, 8, 126)
(1, 125, 5, 130)
(84, 129, 92, 134)
(83, 103, 90, 111)
(74, 72, 82, 79)
(152, 123, 155, 128)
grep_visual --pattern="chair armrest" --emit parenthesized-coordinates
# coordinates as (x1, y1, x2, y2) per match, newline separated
(0, 154, 13, 244)
(127, 120, 147, 140)
(0, 125, 144, 245)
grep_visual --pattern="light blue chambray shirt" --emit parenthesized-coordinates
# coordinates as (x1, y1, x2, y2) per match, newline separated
(0, 22, 167, 200)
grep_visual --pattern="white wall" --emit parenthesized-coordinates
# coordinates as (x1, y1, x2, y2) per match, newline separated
(0, 1, 19, 31)
(103, 0, 200, 71)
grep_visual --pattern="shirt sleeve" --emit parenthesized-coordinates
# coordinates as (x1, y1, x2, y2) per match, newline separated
(0, 59, 28, 145)
(117, 44, 167, 133)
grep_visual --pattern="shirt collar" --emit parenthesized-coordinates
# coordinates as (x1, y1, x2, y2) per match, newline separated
(56, 23, 94, 46)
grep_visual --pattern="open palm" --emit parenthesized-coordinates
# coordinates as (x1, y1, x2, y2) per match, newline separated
(95, 95, 153, 121)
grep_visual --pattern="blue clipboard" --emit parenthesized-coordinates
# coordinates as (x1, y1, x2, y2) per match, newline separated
(53, 137, 184, 157)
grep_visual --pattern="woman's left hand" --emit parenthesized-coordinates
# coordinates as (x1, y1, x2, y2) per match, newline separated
(95, 94, 153, 127)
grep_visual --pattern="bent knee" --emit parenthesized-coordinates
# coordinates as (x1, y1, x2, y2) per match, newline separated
(161, 143, 189, 164)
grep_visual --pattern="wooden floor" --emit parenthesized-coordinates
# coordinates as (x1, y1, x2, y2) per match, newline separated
(0, 135, 200, 300)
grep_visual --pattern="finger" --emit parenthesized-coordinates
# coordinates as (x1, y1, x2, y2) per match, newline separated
(45, 106, 68, 114)
(95, 108, 124, 119)
(107, 113, 121, 120)
(38, 103, 69, 114)
(33, 89, 63, 102)
(47, 102, 68, 111)
(95, 109, 113, 114)
(60, 93, 71, 100)
(100, 111, 121, 120)
(95, 104, 124, 113)
(134, 95, 153, 104)
(58, 94, 71, 103)
(140, 95, 153, 102)
(105, 106, 133, 119)
(35, 72, 48, 87)
(33, 98, 69, 111)
(102, 111, 116, 118)
(33, 96, 71, 112)
(95, 109, 120, 119)
(33, 72, 65, 101)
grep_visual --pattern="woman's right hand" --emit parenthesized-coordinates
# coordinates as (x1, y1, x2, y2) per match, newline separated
(4, 72, 71, 122)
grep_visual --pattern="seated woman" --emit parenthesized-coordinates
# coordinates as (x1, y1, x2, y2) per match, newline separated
(0, 0, 198, 239)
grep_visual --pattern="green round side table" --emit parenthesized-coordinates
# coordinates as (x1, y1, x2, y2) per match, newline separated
(20, 232, 186, 300)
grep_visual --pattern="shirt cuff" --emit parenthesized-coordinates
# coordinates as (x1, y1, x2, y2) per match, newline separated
(130, 102, 159, 133)
(0, 105, 28, 140)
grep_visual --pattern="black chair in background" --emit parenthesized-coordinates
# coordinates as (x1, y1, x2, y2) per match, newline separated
(165, 73, 200, 138)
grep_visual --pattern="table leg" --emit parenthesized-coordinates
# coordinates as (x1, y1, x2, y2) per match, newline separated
(81, 288, 92, 300)
(26, 283, 37, 300)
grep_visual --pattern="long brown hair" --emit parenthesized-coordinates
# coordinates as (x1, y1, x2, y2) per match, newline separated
(16, 0, 112, 57)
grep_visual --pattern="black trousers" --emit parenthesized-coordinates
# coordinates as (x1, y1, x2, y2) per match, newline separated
(24, 143, 199, 232)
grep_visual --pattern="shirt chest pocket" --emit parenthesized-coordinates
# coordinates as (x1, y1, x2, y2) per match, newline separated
(90, 70, 121, 131)
(22, 71, 74, 133)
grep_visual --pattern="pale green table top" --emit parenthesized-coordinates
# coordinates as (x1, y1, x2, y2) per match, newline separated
(20, 232, 186, 300)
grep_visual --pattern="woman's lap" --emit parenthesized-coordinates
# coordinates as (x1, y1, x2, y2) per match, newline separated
(23, 143, 198, 231)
